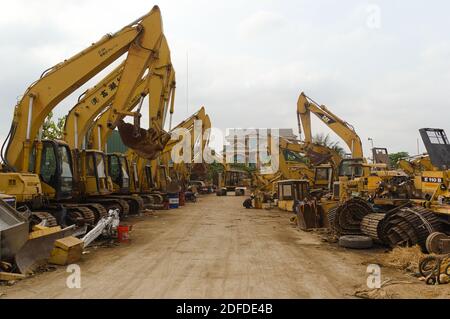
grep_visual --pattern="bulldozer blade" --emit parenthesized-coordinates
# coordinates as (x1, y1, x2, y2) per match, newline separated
(118, 120, 171, 160)
(15, 225, 84, 274)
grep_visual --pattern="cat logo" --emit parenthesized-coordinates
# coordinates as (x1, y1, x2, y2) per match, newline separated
(313, 111, 336, 125)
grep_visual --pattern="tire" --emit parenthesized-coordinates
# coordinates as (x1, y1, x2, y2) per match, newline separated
(339, 235, 373, 249)
(425, 232, 449, 255)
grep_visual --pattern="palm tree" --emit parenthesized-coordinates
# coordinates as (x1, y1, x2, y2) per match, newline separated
(312, 133, 346, 157)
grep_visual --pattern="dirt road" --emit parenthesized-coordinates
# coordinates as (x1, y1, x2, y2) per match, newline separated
(2, 195, 449, 299)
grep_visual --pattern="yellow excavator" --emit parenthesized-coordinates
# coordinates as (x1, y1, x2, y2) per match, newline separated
(297, 92, 407, 202)
(160, 107, 212, 190)
(64, 34, 175, 210)
(253, 136, 341, 194)
(0, 6, 168, 225)
(277, 91, 406, 232)
(250, 94, 346, 206)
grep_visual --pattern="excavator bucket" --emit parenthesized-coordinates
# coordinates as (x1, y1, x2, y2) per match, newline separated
(118, 120, 171, 161)
(0, 199, 29, 262)
(15, 225, 86, 274)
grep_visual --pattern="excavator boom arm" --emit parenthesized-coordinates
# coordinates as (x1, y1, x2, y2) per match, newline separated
(5, 6, 163, 172)
(297, 92, 364, 159)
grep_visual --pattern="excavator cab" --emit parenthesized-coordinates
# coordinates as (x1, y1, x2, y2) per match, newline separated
(276, 180, 310, 212)
(372, 148, 390, 168)
(313, 164, 334, 189)
(79, 150, 111, 196)
(107, 154, 130, 193)
(338, 158, 365, 178)
(31, 140, 74, 201)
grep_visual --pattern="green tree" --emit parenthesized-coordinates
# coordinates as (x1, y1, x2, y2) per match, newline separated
(388, 152, 409, 169)
(42, 112, 66, 140)
(204, 161, 226, 185)
(230, 163, 257, 174)
(312, 133, 346, 157)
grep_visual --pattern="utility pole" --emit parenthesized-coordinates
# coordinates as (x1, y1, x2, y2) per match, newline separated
(368, 137, 374, 163)
(186, 50, 189, 116)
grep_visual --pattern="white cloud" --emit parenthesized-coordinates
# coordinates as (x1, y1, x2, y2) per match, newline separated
(238, 11, 286, 39)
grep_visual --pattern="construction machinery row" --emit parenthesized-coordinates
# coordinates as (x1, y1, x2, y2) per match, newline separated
(249, 92, 449, 255)
(0, 6, 214, 275)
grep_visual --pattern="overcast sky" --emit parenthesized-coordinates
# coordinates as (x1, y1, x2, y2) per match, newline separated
(0, 0, 449, 157)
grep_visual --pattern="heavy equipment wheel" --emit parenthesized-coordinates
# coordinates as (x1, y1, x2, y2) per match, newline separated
(87, 204, 108, 223)
(149, 194, 164, 204)
(339, 235, 373, 249)
(426, 232, 449, 255)
(66, 211, 84, 226)
(77, 207, 96, 226)
(418, 255, 450, 285)
(31, 212, 58, 228)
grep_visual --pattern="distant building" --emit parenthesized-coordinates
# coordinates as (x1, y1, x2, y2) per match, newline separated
(223, 128, 298, 167)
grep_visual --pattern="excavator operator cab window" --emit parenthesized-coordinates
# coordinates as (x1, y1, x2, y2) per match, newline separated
(339, 159, 364, 178)
(96, 154, 107, 179)
(119, 156, 130, 189)
(108, 155, 121, 184)
(108, 155, 130, 190)
(40, 144, 57, 186)
(86, 153, 96, 177)
(38, 141, 73, 200)
(315, 167, 331, 181)
(29, 146, 36, 173)
(278, 181, 309, 202)
(58, 145, 74, 195)
(280, 184, 293, 200)
(283, 150, 308, 164)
